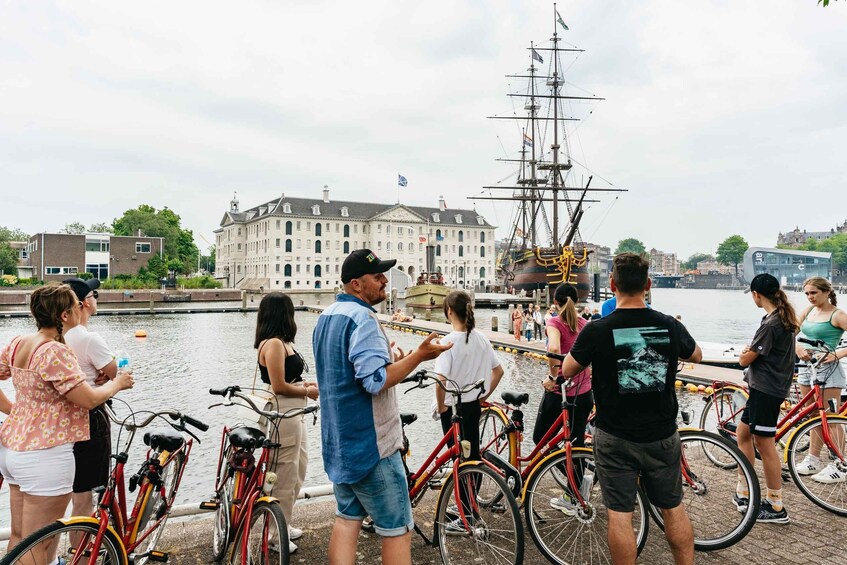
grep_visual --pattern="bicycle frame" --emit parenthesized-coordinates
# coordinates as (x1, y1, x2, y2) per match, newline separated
(212, 424, 276, 558)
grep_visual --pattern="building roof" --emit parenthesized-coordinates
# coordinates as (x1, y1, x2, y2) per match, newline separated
(746, 246, 832, 259)
(218, 195, 494, 229)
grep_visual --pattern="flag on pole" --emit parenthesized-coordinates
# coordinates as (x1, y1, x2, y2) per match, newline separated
(556, 11, 569, 31)
(531, 48, 543, 64)
(523, 133, 533, 148)
(398, 174, 408, 187)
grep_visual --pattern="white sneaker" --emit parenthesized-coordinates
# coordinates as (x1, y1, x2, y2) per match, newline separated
(288, 526, 303, 541)
(796, 455, 822, 476)
(269, 541, 298, 555)
(550, 493, 578, 516)
(811, 463, 847, 484)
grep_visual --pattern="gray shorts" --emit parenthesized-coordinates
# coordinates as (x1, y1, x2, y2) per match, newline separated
(797, 361, 846, 388)
(593, 428, 682, 512)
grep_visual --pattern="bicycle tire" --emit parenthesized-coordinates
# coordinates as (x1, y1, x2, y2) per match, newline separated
(648, 430, 759, 551)
(133, 449, 185, 565)
(786, 415, 847, 516)
(228, 500, 289, 565)
(699, 387, 746, 469)
(0, 519, 126, 565)
(433, 462, 524, 565)
(212, 454, 235, 562)
(524, 449, 648, 564)
(480, 406, 515, 467)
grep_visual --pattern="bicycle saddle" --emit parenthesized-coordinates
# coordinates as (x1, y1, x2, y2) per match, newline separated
(228, 426, 266, 449)
(143, 429, 185, 452)
(501, 391, 530, 406)
(400, 413, 418, 426)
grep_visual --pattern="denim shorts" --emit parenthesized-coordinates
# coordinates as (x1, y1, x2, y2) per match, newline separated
(593, 428, 682, 512)
(333, 451, 414, 537)
(797, 361, 846, 388)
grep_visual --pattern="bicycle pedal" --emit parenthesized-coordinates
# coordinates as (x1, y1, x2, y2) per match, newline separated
(428, 479, 443, 490)
(490, 503, 506, 514)
(148, 550, 168, 562)
(199, 500, 220, 510)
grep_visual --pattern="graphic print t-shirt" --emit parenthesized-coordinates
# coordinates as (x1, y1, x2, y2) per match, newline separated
(570, 308, 697, 442)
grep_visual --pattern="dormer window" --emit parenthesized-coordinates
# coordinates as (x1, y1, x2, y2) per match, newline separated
(454, 214, 463, 224)
(341, 206, 349, 217)
(259, 206, 267, 215)
(476, 216, 484, 225)
(283, 203, 292, 213)
(312, 205, 321, 216)
(432, 213, 440, 223)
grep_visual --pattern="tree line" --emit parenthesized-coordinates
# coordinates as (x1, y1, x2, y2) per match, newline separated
(613, 235, 750, 277)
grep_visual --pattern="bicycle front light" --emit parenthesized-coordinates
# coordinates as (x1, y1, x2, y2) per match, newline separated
(263, 472, 278, 495)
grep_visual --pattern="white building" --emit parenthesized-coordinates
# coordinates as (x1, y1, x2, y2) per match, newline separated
(214, 189, 497, 290)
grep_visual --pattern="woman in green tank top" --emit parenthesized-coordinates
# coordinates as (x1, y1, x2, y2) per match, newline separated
(794, 276, 847, 483)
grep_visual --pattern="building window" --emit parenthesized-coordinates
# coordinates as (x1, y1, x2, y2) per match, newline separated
(285, 239, 292, 252)
(285, 221, 292, 235)
(283, 203, 291, 213)
(408, 242, 413, 252)
(276, 220, 280, 229)
(432, 213, 440, 223)
(343, 241, 350, 254)
(46, 267, 79, 275)
(398, 226, 403, 236)
(296, 221, 301, 230)
(458, 231, 464, 242)
(387, 242, 392, 252)
(136, 242, 152, 253)
(275, 264, 280, 273)
(480, 246, 485, 258)
(343, 225, 350, 237)
(436, 229, 442, 241)
(480, 267, 486, 279)
(85, 240, 109, 252)
(284, 265, 292, 276)
(85, 264, 108, 279)
(315, 241, 322, 253)
(436, 245, 441, 257)
(315, 223, 322, 237)
(459, 245, 464, 257)
(480, 231, 485, 243)
(377, 241, 382, 250)
(476, 216, 484, 225)
(284, 281, 291, 288)
(377, 224, 382, 233)
(296, 264, 301, 273)
(455, 214, 463, 224)
(315, 265, 322, 277)
(275, 238, 280, 247)
(341, 207, 349, 217)
(335, 264, 340, 273)
(354, 224, 358, 233)
(312, 205, 321, 215)
(296, 239, 301, 249)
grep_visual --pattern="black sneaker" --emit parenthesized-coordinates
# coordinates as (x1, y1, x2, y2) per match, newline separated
(732, 493, 749, 513)
(756, 500, 789, 524)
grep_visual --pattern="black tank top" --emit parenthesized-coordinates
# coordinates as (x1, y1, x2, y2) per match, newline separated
(259, 345, 305, 385)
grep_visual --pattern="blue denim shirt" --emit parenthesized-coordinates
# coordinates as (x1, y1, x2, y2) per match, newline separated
(313, 294, 403, 484)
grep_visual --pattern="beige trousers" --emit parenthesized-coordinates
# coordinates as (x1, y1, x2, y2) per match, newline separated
(269, 393, 308, 527)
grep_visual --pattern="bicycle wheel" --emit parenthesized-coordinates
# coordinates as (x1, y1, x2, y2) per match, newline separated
(133, 450, 185, 565)
(649, 430, 759, 551)
(1, 519, 126, 565)
(786, 415, 847, 516)
(698, 387, 746, 468)
(228, 500, 289, 565)
(434, 462, 523, 565)
(524, 449, 648, 564)
(212, 448, 235, 561)
(479, 406, 514, 466)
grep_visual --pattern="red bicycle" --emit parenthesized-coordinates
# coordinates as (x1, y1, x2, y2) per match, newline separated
(2, 399, 208, 565)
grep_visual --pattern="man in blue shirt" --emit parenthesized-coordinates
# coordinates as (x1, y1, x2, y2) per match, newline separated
(314, 249, 452, 565)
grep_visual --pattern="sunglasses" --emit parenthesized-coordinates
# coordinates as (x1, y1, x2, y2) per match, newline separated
(87, 290, 99, 300)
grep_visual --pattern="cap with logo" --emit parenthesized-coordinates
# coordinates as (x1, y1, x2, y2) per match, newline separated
(341, 249, 397, 283)
(63, 278, 101, 302)
(745, 273, 780, 295)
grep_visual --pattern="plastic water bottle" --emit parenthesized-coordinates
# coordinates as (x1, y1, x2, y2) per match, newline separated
(116, 351, 131, 373)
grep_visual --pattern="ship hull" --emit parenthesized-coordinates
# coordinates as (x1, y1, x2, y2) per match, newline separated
(505, 256, 591, 302)
(405, 283, 451, 310)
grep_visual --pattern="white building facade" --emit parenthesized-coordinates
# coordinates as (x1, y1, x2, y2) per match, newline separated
(215, 190, 497, 290)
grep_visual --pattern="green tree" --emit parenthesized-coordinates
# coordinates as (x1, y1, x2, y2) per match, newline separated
(166, 258, 185, 274)
(146, 255, 167, 280)
(89, 222, 113, 234)
(0, 243, 17, 276)
(112, 205, 199, 274)
(682, 252, 715, 271)
(0, 226, 28, 242)
(60, 221, 87, 235)
(201, 245, 216, 274)
(614, 238, 647, 256)
(816, 233, 847, 274)
(716, 235, 749, 278)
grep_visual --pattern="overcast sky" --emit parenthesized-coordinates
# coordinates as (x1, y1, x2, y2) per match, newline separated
(1, 1, 845, 258)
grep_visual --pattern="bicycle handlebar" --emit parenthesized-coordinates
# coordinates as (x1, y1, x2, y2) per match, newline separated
(208, 387, 319, 422)
(798, 337, 826, 348)
(103, 402, 208, 444)
(402, 369, 485, 397)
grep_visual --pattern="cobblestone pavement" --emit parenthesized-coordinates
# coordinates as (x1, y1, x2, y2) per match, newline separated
(157, 472, 843, 565)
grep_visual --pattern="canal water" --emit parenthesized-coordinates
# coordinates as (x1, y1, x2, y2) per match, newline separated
(0, 287, 838, 524)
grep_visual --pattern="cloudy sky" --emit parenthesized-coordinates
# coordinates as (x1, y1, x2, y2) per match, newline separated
(1, 1, 844, 258)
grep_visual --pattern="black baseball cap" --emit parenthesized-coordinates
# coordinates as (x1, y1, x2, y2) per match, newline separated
(63, 277, 100, 301)
(745, 273, 780, 295)
(341, 249, 396, 283)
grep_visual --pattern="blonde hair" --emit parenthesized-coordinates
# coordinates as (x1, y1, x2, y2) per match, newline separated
(803, 276, 837, 307)
(29, 283, 78, 343)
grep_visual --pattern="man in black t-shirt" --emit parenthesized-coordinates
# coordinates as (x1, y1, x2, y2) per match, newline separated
(562, 253, 702, 565)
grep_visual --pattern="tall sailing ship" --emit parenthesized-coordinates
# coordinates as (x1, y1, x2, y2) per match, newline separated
(475, 7, 625, 301)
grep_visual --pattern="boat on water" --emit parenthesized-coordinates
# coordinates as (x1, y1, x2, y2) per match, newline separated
(405, 271, 451, 312)
(474, 7, 625, 302)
